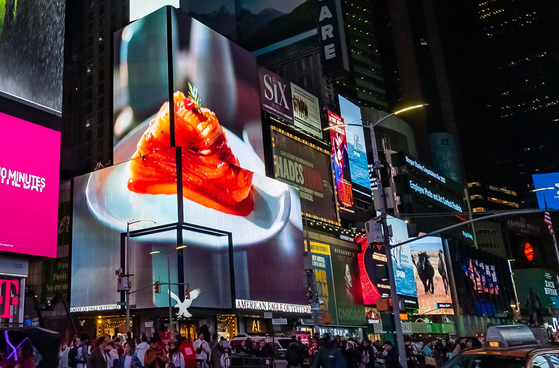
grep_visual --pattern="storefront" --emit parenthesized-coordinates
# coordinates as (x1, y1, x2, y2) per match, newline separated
(0, 256, 28, 326)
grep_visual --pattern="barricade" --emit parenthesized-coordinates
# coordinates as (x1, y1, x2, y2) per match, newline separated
(226, 355, 276, 368)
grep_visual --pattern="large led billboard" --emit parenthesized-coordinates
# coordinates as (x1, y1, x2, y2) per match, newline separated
(356, 235, 389, 306)
(339, 96, 372, 202)
(328, 111, 353, 213)
(114, 8, 264, 175)
(0, 112, 60, 258)
(0, 0, 65, 114)
(71, 147, 306, 312)
(271, 126, 339, 224)
(387, 217, 418, 308)
(409, 237, 453, 315)
(532, 172, 559, 210)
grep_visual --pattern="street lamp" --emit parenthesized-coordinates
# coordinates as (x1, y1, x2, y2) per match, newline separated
(325, 103, 427, 368)
(125, 219, 156, 333)
(150, 245, 187, 334)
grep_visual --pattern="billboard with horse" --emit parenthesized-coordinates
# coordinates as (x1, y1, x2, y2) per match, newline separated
(409, 236, 454, 315)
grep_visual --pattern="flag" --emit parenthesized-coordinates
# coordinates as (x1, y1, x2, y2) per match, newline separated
(544, 211, 554, 235)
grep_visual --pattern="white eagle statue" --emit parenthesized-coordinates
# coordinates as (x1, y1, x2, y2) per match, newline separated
(168, 288, 200, 318)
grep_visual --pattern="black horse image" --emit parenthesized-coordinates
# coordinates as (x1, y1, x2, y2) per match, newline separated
(413, 252, 435, 294)
(438, 250, 450, 296)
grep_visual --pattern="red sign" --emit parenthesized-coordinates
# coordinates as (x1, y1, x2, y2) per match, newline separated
(0, 279, 20, 318)
(328, 111, 353, 212)
(524, 242, 534, 261)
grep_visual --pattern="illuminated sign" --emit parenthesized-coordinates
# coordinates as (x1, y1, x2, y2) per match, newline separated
(69, 304, 120, 313)
(235, 299, 311, 314)
(405, 156, 446, 183)
(328, 111, 353, 212)
(0, 279, 19, 318)
(524, 242, 534, 261)
(316, 0, 349, 76)
(129, 0, 179, 21)
(436, 303, 452, 309)
(0, 112, 61, 258)
(409, 181, 463, 212)
(532, 172, 559, 210)
(462, 231, 474, 240)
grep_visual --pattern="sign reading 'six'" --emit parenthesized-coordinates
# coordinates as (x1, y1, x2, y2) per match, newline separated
(258, 66, 293, 123)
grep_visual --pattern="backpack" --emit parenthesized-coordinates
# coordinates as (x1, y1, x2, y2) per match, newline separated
(68, 345, 81, 368)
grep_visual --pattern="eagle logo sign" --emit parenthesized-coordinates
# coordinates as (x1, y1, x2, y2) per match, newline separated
(168, 288, 200, 318)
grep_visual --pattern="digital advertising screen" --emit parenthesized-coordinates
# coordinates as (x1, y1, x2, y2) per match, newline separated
(532, 172, 559, 210)
(409, 237, 454, 315)
(330, 244, 366, 326)
(291, 84, 321, 138)
(387, 217, 418, 306)
(0, 0, 65, 114)
(71, 146, 307, 312)
(328, 111, 353, 213)
(310, 242, 338, 325)
(514, 268, 559, 316)
(0, 112, 60, 258)
(356, 234, 389, 306)
(271, 127, 339, 224)
(113, 8, 264, 176)
(259, 67, 293, 123)
(339, 96, 372, 202)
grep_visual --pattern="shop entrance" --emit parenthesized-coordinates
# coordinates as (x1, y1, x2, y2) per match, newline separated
(179, 320, 200, 342)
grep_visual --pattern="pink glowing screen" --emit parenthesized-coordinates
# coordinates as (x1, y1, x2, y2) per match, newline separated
(0, 112, 60, 257)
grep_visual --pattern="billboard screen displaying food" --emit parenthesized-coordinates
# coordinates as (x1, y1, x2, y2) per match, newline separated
(71, 147, 306, 311)
(0, 0, 65, 114)
(328, 111, 353, 213)
(409, 237, 453, 315)
(114, 8, 264, 176)
(271, 127, 338, 224)
(339, 96, 372, 202)
(0, 112, 60, 257)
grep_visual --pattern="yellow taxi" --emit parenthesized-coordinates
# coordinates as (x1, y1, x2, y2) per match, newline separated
(444, 325, 559, 368)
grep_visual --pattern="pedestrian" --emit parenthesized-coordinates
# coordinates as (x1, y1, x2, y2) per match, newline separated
(199, 322, 212, 343)
(144, 337, 170, 368)
(287, 336, 304, 368)
(116, 342, 143, 368)
(87, 336, 110, 368)
(382, 341, 402, 368)
(59, 342, 70, 368)
(193, 333, 211, 368)
(168, 340, 186, 368)
(343, 341, 360, 368)
(312, 334, 346, 368)
(75, 332, 90, 368)
(221, 347, 231, 368)
(358, 340, 374, 368)
(210, 334, 224, 368)
(126, 331, 136, 352)
(254, 340, 271, 358)
(135, 334, 150, 366)
(219, 336, 231, 349)
(107, 341, 120, 367)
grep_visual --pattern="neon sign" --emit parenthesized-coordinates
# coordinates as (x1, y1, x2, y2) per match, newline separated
(0, 279, 19, 318)
(524, 242, 534, 261)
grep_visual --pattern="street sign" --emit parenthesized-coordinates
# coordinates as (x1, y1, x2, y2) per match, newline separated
(272, 318, 288, 325)
(264, 312, 273, 319)
(130, 305, 136, 309)
(305, 291, 312, 298)
(116, 301, 126, 306)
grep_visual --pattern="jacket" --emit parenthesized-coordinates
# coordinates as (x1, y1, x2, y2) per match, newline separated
(116, 354, 143, 368)
(87, 347, 110, 368)
(193, 338, 211, 360)
(144, 346, 169, 368)
(135, 342, 150, 365)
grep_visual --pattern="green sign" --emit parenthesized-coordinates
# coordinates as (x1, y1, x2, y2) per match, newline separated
(514, 268, 559, 312)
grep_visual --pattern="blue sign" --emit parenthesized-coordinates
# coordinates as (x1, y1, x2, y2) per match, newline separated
(387, 216, 418, 299)
(532, 172, 559, 209)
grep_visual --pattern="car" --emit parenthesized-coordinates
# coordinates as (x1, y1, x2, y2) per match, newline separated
(229, 334, 284, 356)
(444, 325, 559, 368)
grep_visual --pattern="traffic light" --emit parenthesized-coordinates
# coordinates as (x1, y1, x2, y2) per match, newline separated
(185, 286, 190, 300)
(154, 281, 160, 294)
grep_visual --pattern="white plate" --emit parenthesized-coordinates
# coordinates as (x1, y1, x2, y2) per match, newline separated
(87, 122, 290, 246)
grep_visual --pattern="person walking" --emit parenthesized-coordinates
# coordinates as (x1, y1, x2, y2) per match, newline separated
(135, 334, 150, 366)
(116, 342, 143, 368)
(193, 333, 211, 368)
(312, 334, 346, 368)
(382, 342, 402, 368)
(87, 336, 110, 368)
(210, 334, 223, 368)
(168, 340, 186, 368)
(144, 337, 170, 368)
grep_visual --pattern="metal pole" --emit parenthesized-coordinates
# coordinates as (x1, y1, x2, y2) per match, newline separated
(126, 221, 130, 333)
(369, 124, 408, 368)
(168, 255, 173, 334)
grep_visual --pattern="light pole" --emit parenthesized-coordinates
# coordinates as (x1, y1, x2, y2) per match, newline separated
(150, 245, 187, 334)
(325, 103, 427, 367)
(125, 219, 156, 333)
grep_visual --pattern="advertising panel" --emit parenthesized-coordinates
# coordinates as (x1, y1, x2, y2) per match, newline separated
(328, 111, 353, 213)
(339, 96, 372, 201)
(387, 217, 418, 307)
(291, 84, 321, 138)
(71, 146, 306, 311)
(310, 242, 338, 325)
(0, 0, 65, 114)
(259, 67, 293, 123)
(0, 112, 60, 258)
(114, 9, 264, 176)
(532, 172, 559, 210)
(356, 234, 389, 306)
(331, 245, 366, 326)
(315, 0, 349, 76)
(514, 268, 559, 318)
(271, 127, 338, 224)
(409, 237, 453, 315)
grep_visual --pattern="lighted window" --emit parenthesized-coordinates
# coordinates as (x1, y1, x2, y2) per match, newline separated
(473, 207, 486, 213)
(468, 182, 482, 188)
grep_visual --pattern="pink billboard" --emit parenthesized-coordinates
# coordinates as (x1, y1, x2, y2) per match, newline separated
(0, 112, 60, 257)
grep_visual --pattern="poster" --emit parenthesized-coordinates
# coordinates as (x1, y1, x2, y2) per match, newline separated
(409, 237, 453, 315)
(271, 127, 338, 224)
(328, 111, 353, 212)
(356, 234, 388, 306)
(310, 242, 338, 325)
(331, 246, 366, 326)
(387, 217, 418, 306)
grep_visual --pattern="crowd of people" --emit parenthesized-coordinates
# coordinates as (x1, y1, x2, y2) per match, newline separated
(55, 328, 480, 368)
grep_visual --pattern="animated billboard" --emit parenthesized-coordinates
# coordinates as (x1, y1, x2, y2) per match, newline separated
(387, 217, 418, 308)
(331, 245, 366, 326)
(328, 111, 353, 213)
(532, 172, 559, 210)
(409, 237, 453, 315)
(0, 112, 60, 258)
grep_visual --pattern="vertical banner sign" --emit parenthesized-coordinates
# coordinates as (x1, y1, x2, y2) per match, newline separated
(331, 246, 366, 326)
(271, 127, 339, 224)
(328, 111, 353, 212)
(387, 217, 418, 308)
(291, 84, 322, 138)
(315, 0, 349, 77)
(258, 66, 293, 123)
(310, 242, 338, 325)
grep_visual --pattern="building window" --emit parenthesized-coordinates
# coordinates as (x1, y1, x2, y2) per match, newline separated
(473, 207, 486, 213)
